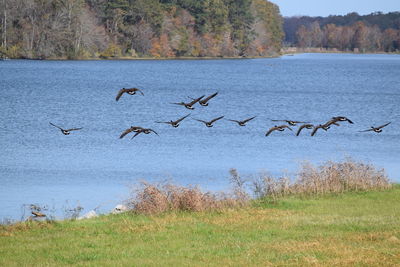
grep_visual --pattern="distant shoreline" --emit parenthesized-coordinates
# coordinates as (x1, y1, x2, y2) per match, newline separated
(3, 51, 399, 61)
(2, 55, 280, 61)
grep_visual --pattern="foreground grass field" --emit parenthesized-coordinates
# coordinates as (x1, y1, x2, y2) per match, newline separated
(1, 187, 400, 266)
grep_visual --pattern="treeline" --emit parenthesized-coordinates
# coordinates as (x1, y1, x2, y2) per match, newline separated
(284, 12, 400, 52)
(0, 0, 283, 59)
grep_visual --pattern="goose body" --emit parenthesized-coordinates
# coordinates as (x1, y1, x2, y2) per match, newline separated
(331, 116, 353, 124)
(227, 116, 256, 126)
(271, 120, 309, 126)
(194, 116, 224, 127)
(116, 87, 144, 101)
(156, 114, 190, 128)
(265, 125, 292, 136)
(50, 122, 82, 135)
(119, 126, 144, 139)
(359, 122, 391, 133)
(131, 128, 159, 139)
(172, 95, 204, 110)
(296, 124, 314, 136)
(198, 92, 218, 106)
(311, 124, 331, 136)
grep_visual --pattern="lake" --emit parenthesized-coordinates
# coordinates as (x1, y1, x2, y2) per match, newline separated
(1, 53, 399, 221)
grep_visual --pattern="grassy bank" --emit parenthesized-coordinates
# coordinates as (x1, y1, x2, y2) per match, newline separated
(1, 186, 399, 266)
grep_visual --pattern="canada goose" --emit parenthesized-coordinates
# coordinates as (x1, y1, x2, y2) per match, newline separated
(323, 119, 341, 127)
(331, 116, 353, 124)
(156, 114, 190, 128)
(296, 124, 314, 136)
(271, 120, 309, 126)
(310, 124, 332, 136)
(171, 95, 205, 110)
(194, 116, 224, 127)
(49, 122, 82, 135)
(31, 211, 46, 217)
(189, 92, 218, 106)
(116, 87, 144, 101)
(227, 116, 256, 126)
(119, 126, 144, 139)
(131, 128, 159, 139)
(265, 125, 292, 136)
(359, 122, 391, 133)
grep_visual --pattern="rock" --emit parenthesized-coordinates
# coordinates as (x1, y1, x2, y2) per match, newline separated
(112, 204, 129, 214)
(77, 210, 98, 220)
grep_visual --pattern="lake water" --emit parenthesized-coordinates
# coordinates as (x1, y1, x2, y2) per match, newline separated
(1, 53, 399, 221)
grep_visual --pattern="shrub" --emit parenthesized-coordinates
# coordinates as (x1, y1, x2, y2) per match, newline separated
(252, 158, 391, 199)
(127, 181, 247, 215)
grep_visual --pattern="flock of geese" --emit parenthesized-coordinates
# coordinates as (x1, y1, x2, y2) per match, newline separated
(49, 87, 392, 138)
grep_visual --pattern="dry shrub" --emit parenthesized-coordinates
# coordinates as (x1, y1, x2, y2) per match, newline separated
(252, 172, 291, 201)
(294, 158, 391, 195)
(128, 159, 391, 214)
(128, 181, 247, 215)
(132, 183, 169, 215)
(253, 158, 391, 199)
(229, 168, 250, 206)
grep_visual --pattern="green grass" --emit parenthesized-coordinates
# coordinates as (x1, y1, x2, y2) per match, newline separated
(1, 187, 400, 266)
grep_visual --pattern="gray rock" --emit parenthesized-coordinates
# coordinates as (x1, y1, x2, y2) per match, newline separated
(112, 204, 129, 214)
(77, 210, 98, 220)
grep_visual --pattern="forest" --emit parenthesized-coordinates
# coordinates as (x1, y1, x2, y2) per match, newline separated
(284, 12, 400, 52)
(0, 0, 283, 59)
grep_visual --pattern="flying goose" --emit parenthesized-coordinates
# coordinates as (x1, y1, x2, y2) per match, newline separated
(265, 125, 292, 136)
(310, 123, 333, 136)
(189, 92, 218, 106)
(194, 116, 224, 127)
(49, 122, 82, 135)
(119, 126, 144, 139)
(359, 122, 391, 133)
(323, 119, 341, 127)
(227, 116, 256, 126)
(116, 87, 144, 101)
(296, 124, 314, 136)
(271, 120, 309, 126)
(171, 95, 205, 110)
(156, 114, 190, 128)
(131, 128, 159, 139)
(331, 116, 353, 124)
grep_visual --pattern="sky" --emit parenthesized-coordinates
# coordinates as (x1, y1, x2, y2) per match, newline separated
(270, 0, 400, 17)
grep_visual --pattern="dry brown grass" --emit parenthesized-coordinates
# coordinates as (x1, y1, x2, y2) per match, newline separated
(128, 159, 391, 214)
(251, 158, 391, 199)
(128, 181, 247, 215)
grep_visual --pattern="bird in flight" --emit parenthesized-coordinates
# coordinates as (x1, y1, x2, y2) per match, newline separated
(265, 125, 292, 136)
(171, 95, 204, 110)
(271, 120, 309, 126)
(49, 122, 82, 135)
(130, 128, 159, 139)
(194, 116, 224, 127)
(226, 116, 256, 126)
(359, 122, 391, 133)
(189, 92, 218, 106)
(116, 87, 144, 101)
(296, 123, 314, 136)
(119, 126, 144, 139)
(156, 114, 190, 128)
(331, 116, 353, 124)
(310, 123, 334, 136)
